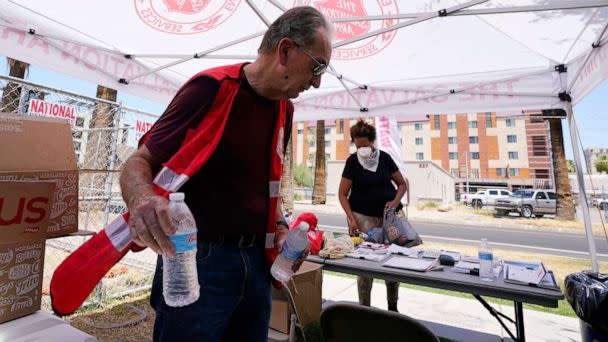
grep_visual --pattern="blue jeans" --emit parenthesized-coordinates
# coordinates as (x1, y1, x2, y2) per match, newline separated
(150, 239, 272, 342)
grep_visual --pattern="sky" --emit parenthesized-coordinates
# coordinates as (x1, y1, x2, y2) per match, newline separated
(1, 55, 606, 162)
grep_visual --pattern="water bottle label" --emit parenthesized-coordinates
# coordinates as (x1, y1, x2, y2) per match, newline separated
(282, 244, 302, 260)
(479, 252, 493, 261)
(170, 232, 197, 253)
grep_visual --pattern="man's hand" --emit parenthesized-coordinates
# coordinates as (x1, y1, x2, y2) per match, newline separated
(128, 195, 176, 256)
(275, 224, 311, 274)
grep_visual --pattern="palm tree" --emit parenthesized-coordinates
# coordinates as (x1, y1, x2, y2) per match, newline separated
(280, 136, 294, 213)
(312, 120, 326, 204)
(548, 112, 575, 220)
(1, 58, 29, 112)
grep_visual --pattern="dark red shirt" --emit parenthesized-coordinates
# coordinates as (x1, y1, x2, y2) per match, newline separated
(145, 65, 293, 234)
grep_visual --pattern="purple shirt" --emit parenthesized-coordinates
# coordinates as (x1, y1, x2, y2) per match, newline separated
(145, 66, 293, 234)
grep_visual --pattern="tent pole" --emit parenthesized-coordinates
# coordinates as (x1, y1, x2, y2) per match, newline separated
(333, 0, 488, 49)
(566, 102, 599, 272)
(246, 0, 271, 26)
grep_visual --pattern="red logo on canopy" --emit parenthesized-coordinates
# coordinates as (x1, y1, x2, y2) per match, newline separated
(315, 0, 370, 40)
(163, 0, 209, 14)
(301, 0, 399, 60)
(135, 0, 240, 34)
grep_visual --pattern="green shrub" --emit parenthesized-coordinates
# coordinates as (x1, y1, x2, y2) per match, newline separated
(294, 163, 313, 188)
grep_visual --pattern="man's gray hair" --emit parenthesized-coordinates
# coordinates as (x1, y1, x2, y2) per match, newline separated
(258, 6, 331, 54)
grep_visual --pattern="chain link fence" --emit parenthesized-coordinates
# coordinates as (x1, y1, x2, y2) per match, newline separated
(0, 74, 161, 312)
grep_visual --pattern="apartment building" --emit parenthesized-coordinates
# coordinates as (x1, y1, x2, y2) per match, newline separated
(293, 112, 553, 192)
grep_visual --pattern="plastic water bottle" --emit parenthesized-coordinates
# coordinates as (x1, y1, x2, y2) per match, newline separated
(478, 238, 495, 282)
(271, 222, 310, 282)
(163, 192, 200, 307)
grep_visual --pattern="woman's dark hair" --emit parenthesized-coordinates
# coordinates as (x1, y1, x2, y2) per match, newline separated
(350, 119, 376, 142)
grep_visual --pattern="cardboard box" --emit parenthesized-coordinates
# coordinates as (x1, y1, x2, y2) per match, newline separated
(0, 114, 78, 238)
(0, 181, 55, 324)
(270, 262, 323, 333)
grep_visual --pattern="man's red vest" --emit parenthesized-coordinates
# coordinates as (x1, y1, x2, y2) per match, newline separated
(50, 63, 288, 316)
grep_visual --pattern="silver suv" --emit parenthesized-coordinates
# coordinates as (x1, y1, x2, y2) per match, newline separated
(495, 190, 556, 218)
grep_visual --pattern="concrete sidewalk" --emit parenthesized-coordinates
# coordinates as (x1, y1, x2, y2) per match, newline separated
(322, 274, 581, 342)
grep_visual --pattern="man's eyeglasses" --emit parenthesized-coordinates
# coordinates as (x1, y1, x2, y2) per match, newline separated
(293, 42, 327, 77)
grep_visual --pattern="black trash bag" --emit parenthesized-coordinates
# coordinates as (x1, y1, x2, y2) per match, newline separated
(565, 271, 608, 335)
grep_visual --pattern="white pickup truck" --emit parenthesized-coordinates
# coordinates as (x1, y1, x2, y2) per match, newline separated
(468, 189, 512, 209)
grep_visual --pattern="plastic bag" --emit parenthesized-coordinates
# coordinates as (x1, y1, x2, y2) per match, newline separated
(363, 227, 385, 243)
(289, 212, 324, 255)
(319, 235, 355, 259)
(382, 207, 422, 247)
(565, 271, 608, 335)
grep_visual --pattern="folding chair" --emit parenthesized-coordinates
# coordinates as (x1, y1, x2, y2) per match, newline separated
(321, 302, 439, 342)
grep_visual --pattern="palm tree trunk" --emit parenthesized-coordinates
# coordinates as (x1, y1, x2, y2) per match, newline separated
(1, 58, 29, 113)
(312, 120, 326, 204)
(549, 116, 575, 220)
(80, 85, 118, 210)
(280, 136, 294, 213)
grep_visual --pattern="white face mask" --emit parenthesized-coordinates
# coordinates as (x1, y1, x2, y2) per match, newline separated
(357, 146, 372, 158)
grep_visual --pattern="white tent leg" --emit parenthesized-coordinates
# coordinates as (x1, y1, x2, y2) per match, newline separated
(566, 102, 599, 272)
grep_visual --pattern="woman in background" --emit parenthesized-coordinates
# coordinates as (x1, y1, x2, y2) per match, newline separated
(338, 119, 407, 312)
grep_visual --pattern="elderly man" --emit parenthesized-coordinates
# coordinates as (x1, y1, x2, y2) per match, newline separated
(119, 6, 332, 342)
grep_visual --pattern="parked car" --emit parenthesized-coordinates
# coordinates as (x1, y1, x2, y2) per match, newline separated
(595, 198, 608, 210)
(495, 190, 557, 218)
(467, 189, 512, 209)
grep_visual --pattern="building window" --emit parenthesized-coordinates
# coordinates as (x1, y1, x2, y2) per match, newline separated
(470, 169, 480, 179)
(471, 152, 480, 160)
(73, 141, 81, 151)
(415, 137, 423, 145)
(535, 169, 550, 179)
(449, 152, 458, 160)
(76, 117, 85, 127)
(469, 136, 479, 144)
(507, 135, 517, 143)
(448, 121, 456, 129)
(509, 168, 520, 177)
(450, 168, 459, 177)
(297, 129, 304, 134)
(309, 140, 315, 147)
(325, 128, 331, 134)
(486, 112, 493, 128)
(415, 123, 423, 131)
(532, 136, 548, 156)
(448, 137, 457, 144)
(468, 121, 477, 128)
(325, 153, 331, 160)
(308, 127, 315, 134)
(325, 140, 331, 147)
(416, 153, 424, 160)
(72, 131, 83, 139)
(433, 115, 440, 130)
(338, 120, 344, 133)
(508, 151, 519, 159)
(496, 168, 506, 177)
(506, 118, 515, 127)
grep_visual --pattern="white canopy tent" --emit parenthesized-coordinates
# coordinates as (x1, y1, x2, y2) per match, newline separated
(1, 0, 607, 270)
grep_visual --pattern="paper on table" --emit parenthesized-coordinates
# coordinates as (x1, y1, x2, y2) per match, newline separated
(453, 261, 479, 270)
(388, 244, 416, 256)
(383, 256, 439, 272)
(505, 263, 546, 285)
